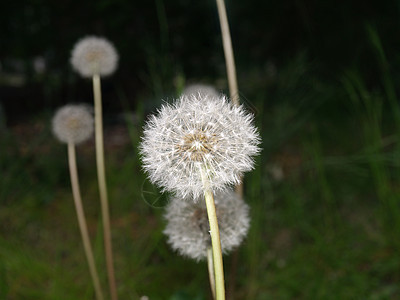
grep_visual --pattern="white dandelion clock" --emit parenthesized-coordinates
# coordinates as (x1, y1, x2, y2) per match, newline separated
(141, 93, 260, 300)
(52, 104, 103, 300)
(70, 36, 119, 300)
(164, 189, 250, 261)
(140, 94, 261, 199)
(182, 83, 220, 99)
(70, 36, 119, 78)
(52, 104, 94, 144)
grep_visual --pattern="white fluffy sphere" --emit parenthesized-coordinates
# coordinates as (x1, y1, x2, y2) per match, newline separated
(163, 189, 250, 261)
(52, 104, 94, 144)
(140, 94, 261, 198)
(70, 36, 118, 77)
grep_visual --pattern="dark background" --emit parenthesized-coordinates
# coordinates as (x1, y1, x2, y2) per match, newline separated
(1, 0, 400, 121)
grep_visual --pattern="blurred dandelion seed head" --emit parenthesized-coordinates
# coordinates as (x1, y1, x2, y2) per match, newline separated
(52, 104, 94, 144)
(140, 94, 261, 198)
(70, 36, 118, 77)
(182, 83, 220, 99)
(163, 189, 250, 261)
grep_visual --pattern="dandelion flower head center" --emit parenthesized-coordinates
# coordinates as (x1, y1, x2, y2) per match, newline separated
(177, 130, 217, 162)
(85, 49, 104, 63)
(66, 117, 81, 130)
(84, 49, 105, 73)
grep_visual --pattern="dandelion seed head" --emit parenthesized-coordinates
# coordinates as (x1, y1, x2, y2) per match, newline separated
(140, 94, 261, 198)
(52, 104, 94, 144)
(70, 36, 118, 77)
(182, 83, 220, 99)
(163, 189, 250, 261)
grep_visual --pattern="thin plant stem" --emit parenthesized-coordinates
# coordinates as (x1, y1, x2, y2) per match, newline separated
(92, 74, 118, 300)
(215, 0, 243, 201)
(215, 2, 243, 297)
(207, 247, 216, 300)
(67, 142, 104, 300)
(215, 0, 239, 107)
(200, 167, 225, 300)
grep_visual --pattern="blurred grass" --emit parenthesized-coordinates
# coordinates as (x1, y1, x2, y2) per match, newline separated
(1, 29, 400, 300)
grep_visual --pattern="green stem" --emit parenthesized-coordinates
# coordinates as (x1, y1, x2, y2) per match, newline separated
(207, 247, 216, 299)
(215, 0, 239, 107)
(67, 143, 104, 300)
(92, 74, 118, 300)
(200, 167, 225, 300)
(215, 0, 243, 199)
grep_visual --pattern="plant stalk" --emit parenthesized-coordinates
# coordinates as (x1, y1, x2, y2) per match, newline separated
(215, 2, 243, 296)
(215, 0, 243, 200)
(200, 167, 225, 300)
(215, 0, 239, 107)
(92, 74, 118, 300)
(67, 142, 104, 300)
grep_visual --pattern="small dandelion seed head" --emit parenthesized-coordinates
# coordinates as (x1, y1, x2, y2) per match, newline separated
(181, 83, 220, 99)
(163, 189, 250, 261)
(52, 104, 94, 144)
(70, 36, 118, 78)
(140, 94, 261, 198)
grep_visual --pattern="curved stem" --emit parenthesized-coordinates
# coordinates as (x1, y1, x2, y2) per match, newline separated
(67, 143, 104, 300)
(92, 74, 118, 300)
(200, 167, 225, 300)
(215, 0, 239, 107)
(207, 247, 216, 299)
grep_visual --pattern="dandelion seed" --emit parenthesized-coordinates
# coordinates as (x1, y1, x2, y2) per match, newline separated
(163, 189, 250, 261)
(140, 94, 261, 198)
(52, 104, 94, 144)
(70, 36, 118, 77)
